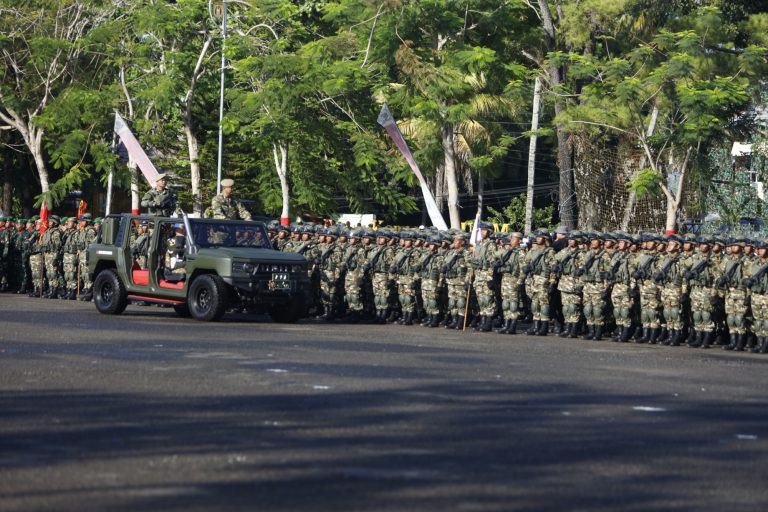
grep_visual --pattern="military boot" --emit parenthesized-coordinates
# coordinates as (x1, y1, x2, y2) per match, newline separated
(734, 333, 747, 352)
(474, 315, 486, 332)
(612, 326, 623, 342)
(751, 337, 766, 354)
(619, 325, 632, 343)
(760, 337, 768, 354)
(647, 328, 661, 345)
(28, 287, 40, 298)
(526, 321, 539, 335)
(559, 323, 571, 338)
(507, 319, 518, 335)
(723, 333, 738, 351)
(583, 325, 595, 340)
(659, 328, 671, 345)
(700, 331, 714, 349)
(667, 330, 680, 346)
(454, 315, 465, 330)
(496, 319, 510, 334)
(635, 327, 650, 344)
(568, 322, 579, 338)
(427, 315, 440, 328)
(688, 330, 703, 348)
(480, 316, 492, 332)
(593, 325, 604, 341)
(536, 321, 549, 336)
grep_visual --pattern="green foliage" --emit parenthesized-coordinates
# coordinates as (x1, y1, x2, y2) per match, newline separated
(487, 195, 555, 232)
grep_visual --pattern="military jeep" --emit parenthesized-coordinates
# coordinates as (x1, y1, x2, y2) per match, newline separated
(88, 214, 309, 322)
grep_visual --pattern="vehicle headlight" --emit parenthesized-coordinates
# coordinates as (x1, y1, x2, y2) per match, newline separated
(233, 261, 254, 274)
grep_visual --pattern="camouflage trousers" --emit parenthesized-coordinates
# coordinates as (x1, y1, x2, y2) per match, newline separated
(661, 285, 685, 330)
(611, 284, 632, 327)
(473, 269, 496, 316)
(582, 282, 608, 325)
(725, 289, 749, 335)
(557, 276, 582, 323)
(446, 276, 468, 316)
(29, 253, 44, 291)
(344, 270, 365, 313)
(639, 282, 661, 328)
(0, 255, 7, 286)
(372, 272, 393, 310)
(526, 275, 551, 321)
(397, 275, 418, 313)
(44, 253, 62, 290)
(15, 253, 30, 291)
(500, 274, 522, 321)
(690, 285, 716, 333)
(80, 251, 92, 289)
(421, 277, 444, 316)
(750, 294, 768, 337)
(320, 270, 342, 311)
(63, 252, 79, 290)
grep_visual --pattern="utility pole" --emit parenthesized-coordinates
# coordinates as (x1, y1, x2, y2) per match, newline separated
(216, 0, 227, 195)
(525, 76, 542, 235)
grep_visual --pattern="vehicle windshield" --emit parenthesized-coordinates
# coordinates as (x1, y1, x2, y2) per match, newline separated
(189, 220, 271, 249)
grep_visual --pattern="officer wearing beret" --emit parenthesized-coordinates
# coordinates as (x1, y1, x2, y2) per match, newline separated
(141, 173, 177, 216)
(211, 178, 252, 221)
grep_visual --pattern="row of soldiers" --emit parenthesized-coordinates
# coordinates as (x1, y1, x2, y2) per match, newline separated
(0, 214, 101, 300)
(266, 221, 768, 354)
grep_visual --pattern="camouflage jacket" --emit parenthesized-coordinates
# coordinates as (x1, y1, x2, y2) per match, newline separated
(210, 194, 251, 221)
(141, 187, 177, 217)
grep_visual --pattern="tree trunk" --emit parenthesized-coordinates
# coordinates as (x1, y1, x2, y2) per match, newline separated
(30, 129, 49, 195)
(442, 125, 461, 229)
(621, 105, 659, 231)
(538, 0, 576, 229)
(525, 77, 542, 235)
(273, 142, 290, 225)
(183, 123, 202, 216)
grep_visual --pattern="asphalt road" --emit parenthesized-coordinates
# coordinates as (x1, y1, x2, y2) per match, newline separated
(1, 296, 767, 512)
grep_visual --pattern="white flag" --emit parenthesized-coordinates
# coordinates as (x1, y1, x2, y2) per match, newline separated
(114, 113, 160, 185)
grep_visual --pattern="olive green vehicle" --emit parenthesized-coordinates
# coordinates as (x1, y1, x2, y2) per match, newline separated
(88, 214, 310, 322)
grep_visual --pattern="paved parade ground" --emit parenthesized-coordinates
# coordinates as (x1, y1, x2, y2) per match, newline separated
(1, 296, 767, 511)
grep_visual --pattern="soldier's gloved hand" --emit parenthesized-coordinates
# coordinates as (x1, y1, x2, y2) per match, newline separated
(683, 270, 694, 280)
(389, 265, 398, 273)
(652, 271, 665, 284)
(492, 261, 502, 270)
(574, 268, 585, 277)
(441, 265, 450, 273)
(523, 264, 533, 275)
(744, 295, 752, 307)
(601, 289, 611, 301)
(413, 264, 422, 273)
(709, 294, 720, 305)
(629, 287, 640, 298)
(355, 277, 364, 287)
(600, 271, 611, 280)
(363, 262, 372, 272)
(487, 280, 495, 289)
(743, 277, 756, 288)
(463, 282, 471, 291)
(716, 276, 728, 287)
(551, 263, 561, 274)
(632, 270, 642, 280)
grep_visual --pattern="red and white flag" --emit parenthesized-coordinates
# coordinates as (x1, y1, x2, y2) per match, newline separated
(377, 104, 448, 231)
(114, 113, 160, 185)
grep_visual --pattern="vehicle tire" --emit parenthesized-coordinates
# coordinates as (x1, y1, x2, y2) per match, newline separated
(93, 269, 128, 315)
(187, 274, 228, 321)
(270, 297, 305, 323)
(173, 304, 191, 317)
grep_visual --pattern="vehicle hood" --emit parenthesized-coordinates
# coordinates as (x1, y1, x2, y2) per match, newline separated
(195, 247, 307, 264)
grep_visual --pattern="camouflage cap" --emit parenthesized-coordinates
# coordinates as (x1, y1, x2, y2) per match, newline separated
(49, 215, 61, 225)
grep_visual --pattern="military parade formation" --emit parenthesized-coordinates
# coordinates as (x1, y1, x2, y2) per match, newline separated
(3, 174, 768, 355)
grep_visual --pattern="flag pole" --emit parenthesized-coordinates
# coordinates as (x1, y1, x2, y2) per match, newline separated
(215, 0, 227, 196)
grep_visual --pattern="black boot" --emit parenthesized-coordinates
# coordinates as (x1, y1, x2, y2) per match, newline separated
(594, 325, 604, 341)
(761, 337, 768, 354)
(612, 326, 623, 342)
(723, 333, 738, 351)
(685, 328, 697, 345)
(668, 330, 681, 346)
(689, 330, 703, 348)
(583, 325, 595, 340)
(634, 326, 645, 342)
(527, 321, 539, 335)
(636, 327, 649, 344)
(444, 314, 456, 329)
(536, 321, 549, 336)
(659, 328, 671, 345)
(480, 316, 492, 332)
(440, 313, 451, 327)
(734, 333, 747, 352)
(559, 323, 571, 338)
(454, 315, 465, 330)
(648, 328, 662, 345)
(474, 315, 486, 332)
(619, 325, 632, 343)
(428, 314, 440, 328)
(700, 331, 713, 349)
(751, 336, 766, 354)
(507, 319, 517, 335)
(496, 319, 511, 334)
(28, 287, 40, 298)
(568, 322, 579, 338)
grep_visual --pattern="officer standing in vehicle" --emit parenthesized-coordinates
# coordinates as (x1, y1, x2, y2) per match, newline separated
(211, 179, 252, 220)
(141, 173, 177, 217)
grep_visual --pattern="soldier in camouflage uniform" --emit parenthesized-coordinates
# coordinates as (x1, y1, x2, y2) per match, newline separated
(442, 232, 470, 330)
(555, 232, 584, 338)
(685, 238, 717, 348)
(274, 225, 291, 251)
(365, 231, 396, 323)
(317, 228, 345, 321)
(0, 217, 11, 291)
(131, 221, 151, 269)
(77, 214, 98, 300)
(632, 236, 661, 343)
(40, 215, 64, 298)
(419, 235, 445, 328)
(61, 217, 80, 299)
(578, 234, 610, 340)
(141, 173, 177, 216)
(494, 232, 525, 334)
(720, 239, 749, 351)
(9, 218, 25, 293)
(28, 218, 44, 297)
(14, 219, 34, 294)
(522, 229, 556, 336)
(467, 222, 498, 332)
(607, 235, 633, 342)
(653, 236, 683, 345)
(743, 241, 768, 353)
(341, 228, 367, 322)
(210, 178, 251, 220)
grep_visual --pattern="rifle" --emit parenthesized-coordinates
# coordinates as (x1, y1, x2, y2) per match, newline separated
(633, 253, 657, 281)
(743, 262, 768, 290)
(684, 256, 710, 280)
(652, 255, 678, 284)
(717, 258, 741, 288)
(522, 249, 548, 276)
(576, 249, 604, 278)
(552, 249, 578, 277)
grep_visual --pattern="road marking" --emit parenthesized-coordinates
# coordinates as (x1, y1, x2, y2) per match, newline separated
(633, 406, 667, 412)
